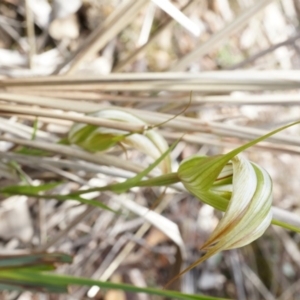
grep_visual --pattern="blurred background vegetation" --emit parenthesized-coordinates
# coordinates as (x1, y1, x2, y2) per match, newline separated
(1, 0, 300, 299)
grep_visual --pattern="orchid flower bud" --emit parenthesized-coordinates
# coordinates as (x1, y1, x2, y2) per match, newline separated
(69, 109, 171, 174)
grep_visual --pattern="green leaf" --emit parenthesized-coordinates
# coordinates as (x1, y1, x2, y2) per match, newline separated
(0, 283, 25, 292)
(0, 253, 72, 269)
(69, 124, 127, 152)
(136, 172, 180, 187)
(7, 160, 31, 185)
(271, 219, 300, 234)
(0, 182, 62, 194)
(57, 138, 70, 145)
(0, 184, 117, 214)
(0, 278, 68, 293)
(15, 147, 50, 156)
(69, 124, 98, 145)
(0, 253, 73, 293)
(0, 270, 229, 300)
(31, 117, 38, 140)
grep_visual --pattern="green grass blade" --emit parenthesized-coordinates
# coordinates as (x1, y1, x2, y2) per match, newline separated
(70, 139, 179, 196)
(0, 182, 62, 194)
(223, 121, 300, 160)
(15, 147, 49, 156)
(0, 270, 229, 300)
(0, 188, 117, 213)
(31, 117, 38, 140)
(0, 283, 25, 292)
(0, 253, 72, 269)
(108, 139, 178, 193)
(57, 195, 118, 213)
(271, 219, 300, 233)
(135, 172, 180, 186)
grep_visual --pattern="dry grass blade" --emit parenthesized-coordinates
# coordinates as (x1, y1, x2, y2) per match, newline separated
(0, 16, 25, 51)
(273, 227, 300, 268)
(137, 2, 156, 47)
(0, 92, 102, 112)
(2, 71, 300, 91)
(5, 89, 300, 106)
(1, 93, 300, 148)
(0, 116, 56, 141)
(25, 0, 36, 69)
(125, 108, 300, 147)
(55, 0, 149, 75)
(228, 32, 300, 70)
(190, 94, 300, 105)
(0, 151, 136, 179)
(242, 265, 275, 300)
(277, 279, 300, 300)
(170, 0, 273, 71)
(113, 0, 196, 72)
(87, 194, 185, 297)
(151, 0, 200, 36)
(228, 251, 246, 300)
(4, 90, 300, 106)
(0, 103, 145, 132)
(161, 131, 300, 156)
(0, 136, 146, 174)
(37, 206, 96, 251)
(52, 0, 136, 75)
(1, 0, 300, 298)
